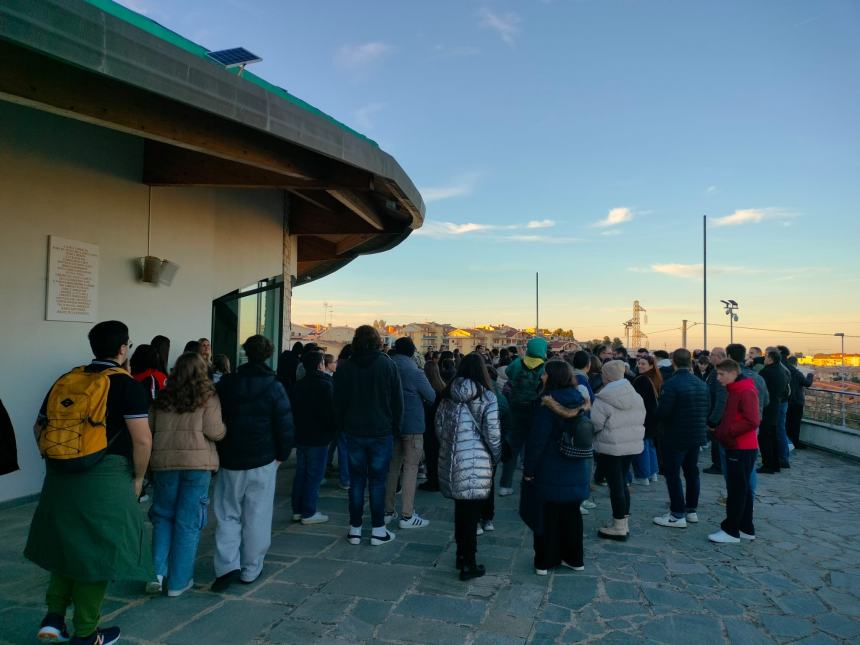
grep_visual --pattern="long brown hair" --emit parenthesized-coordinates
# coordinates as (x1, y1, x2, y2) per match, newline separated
(424, 360, 446, 393)
(637, 355, 663, 397)
(153, 352, 215, 413)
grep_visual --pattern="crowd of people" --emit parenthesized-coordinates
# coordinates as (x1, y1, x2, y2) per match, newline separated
(23, 320, 815, 644)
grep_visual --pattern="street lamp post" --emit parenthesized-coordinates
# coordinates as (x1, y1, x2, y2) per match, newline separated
(835, 332, 846, 427)
(721, 300, 739, 344)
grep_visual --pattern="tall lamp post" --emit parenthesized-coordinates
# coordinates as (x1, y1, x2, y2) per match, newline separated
(835, 332, 846, 427)
(721, 300, 739, 344)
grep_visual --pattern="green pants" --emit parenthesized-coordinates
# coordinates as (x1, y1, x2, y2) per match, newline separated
(46, 573, 108, 637)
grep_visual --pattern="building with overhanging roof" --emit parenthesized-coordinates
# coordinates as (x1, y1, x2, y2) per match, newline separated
(0, 0, 424, 502)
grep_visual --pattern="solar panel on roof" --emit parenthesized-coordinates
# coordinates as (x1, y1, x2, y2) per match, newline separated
(206, 47, 262, 68)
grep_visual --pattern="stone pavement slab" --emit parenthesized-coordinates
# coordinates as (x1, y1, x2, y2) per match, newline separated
(2, 448, 860, 643)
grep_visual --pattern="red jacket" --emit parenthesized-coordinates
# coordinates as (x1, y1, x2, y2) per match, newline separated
(715, 376, 760, 450)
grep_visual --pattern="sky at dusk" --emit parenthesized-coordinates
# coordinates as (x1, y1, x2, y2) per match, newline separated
(118, 0, 859, 354)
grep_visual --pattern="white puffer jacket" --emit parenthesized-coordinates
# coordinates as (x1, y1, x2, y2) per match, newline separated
(591, 379, 646, 456)
(435, 378, 502, 500)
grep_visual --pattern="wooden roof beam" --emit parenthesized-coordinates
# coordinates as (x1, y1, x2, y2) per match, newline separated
(327, 190, 385, 231)
(297, 236, 339, 262)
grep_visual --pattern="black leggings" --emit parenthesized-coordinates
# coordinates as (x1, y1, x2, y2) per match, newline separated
(599, 454, 633, 519)
(454, 499, 483, 565)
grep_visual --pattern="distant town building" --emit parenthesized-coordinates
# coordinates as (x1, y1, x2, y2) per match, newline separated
(798, 354, 860, 368)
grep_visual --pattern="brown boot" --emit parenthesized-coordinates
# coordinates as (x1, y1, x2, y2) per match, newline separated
(598, 517, 629, 541)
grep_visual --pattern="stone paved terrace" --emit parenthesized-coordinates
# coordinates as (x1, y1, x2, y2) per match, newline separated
(2, 448, 860, 644)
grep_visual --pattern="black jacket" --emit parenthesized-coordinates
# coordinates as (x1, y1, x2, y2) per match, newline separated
(787, 364, 814, 406)
(0, 399, 19, 476)
(656, 369, 710, 449)
(216, 362, 295, 470)
(334, 350, 403, 437)
(633, 375, 659, 440)
(289, 371, 336, 447)
(276, 350, 301, 391)
(759, 362, 790, 427)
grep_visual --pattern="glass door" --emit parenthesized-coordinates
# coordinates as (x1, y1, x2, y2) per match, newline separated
(212, 277, 282, 371)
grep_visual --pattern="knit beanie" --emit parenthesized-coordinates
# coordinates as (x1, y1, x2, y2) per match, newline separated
(602, 360, 627, 383)
(526, 337, 548, 359)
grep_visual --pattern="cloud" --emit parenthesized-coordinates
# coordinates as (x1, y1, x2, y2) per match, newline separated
(591, 207, 633, 228)
(706, 185, 717, 194)
(527, 219, 555, 229)
(335, 42, 393, 72)
(629, 263, 759, 279)
(710, 208, 796, 227)
(600, 229, 622, 237)
(478, 7, 521, 45)
(420, 173, 483, 203)
(353, 103, 386, 130)
(414, 219, 557, 239)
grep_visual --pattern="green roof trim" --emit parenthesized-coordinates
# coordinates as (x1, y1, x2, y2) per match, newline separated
(83, 0, 378, 147)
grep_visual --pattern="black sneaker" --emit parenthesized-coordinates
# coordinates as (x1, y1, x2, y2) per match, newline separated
(70, 626, 120, 645)
(703, 465, 722, 475)
(459, 564, 486, 581)
(210, 568, 240, 592)
(37, 613, 69, 642)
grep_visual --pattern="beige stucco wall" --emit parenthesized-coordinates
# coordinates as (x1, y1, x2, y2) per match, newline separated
(0, 101, 284, 502)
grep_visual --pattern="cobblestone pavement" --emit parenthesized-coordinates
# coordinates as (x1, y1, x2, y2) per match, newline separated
(2, 448, 860, 644)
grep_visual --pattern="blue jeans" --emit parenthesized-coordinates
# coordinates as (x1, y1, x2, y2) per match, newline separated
(346, 435, 393, 528)
(632, 439, 659, 479)
(662, 446, 700, 518)
(336, 434, 350, 486)
(150, 470, 211, 591)
(291, 446, 329, 518)
(777, 401, 790, 462)
(719, 443, 757, 495)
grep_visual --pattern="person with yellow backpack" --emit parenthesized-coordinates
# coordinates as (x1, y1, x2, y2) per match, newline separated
(26, 321, 154, 645)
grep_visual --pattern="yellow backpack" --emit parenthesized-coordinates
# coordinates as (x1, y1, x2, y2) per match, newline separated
(39, 366, 127, 471)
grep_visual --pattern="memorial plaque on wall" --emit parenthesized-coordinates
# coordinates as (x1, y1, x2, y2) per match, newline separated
(45, 236, 99, 322)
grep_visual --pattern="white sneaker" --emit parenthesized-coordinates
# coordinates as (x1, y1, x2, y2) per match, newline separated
(535, 568, 548, 576)
(476, 525, 484, 536)
(708, 530, 741, 544)
(291, 513, 302, 522)
(581, 498, 596, 509)
(650, 474, 659, 482)
(370, 529, 396, 546)
(633, 478, 650, 486)
(347, 527, 362, 545)
(653, 513, 687, 528)
(579, 504, 589, 515)
(166, 579, 194, 597)
(482, 520, 495, 532)
(145, 574, 163, 594)
(739, 531, 756, 541)
(686, 512, 699, 523)
(498, 487, 514, 497)
(300, 512, 329, 525)
(560, 561, 585, 571)
(399, 513, 430, 529)
(384, 512, 398, 525)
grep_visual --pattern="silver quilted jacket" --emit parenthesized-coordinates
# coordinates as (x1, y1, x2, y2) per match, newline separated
(435, 378, 502, 500)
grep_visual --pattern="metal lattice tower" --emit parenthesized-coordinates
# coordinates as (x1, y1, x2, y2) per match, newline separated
(630, 300, 648, 349)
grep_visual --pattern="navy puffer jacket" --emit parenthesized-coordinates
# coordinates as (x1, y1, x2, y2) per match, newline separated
(524, 387, 591, 504)
(216, 362, 295, 470)
(656, 369, 710, 449)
